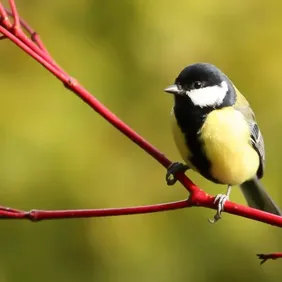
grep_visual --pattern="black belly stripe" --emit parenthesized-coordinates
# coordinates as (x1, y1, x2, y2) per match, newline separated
(173, 98, 220, 183)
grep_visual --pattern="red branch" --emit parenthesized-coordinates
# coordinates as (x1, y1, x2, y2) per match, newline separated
(0, 0, 281, 262)
(0, 200, 192, 221)
(257, 253, 282, 264)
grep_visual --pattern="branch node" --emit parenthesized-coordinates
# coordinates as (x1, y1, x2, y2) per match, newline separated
(26, 209, 41, 222)
(30, 31, 37, 42)
(189, 189, 211, 207)
(1, 16, 10, 27)
(64, 77, 78, 89)
(11, 25, 21, 37)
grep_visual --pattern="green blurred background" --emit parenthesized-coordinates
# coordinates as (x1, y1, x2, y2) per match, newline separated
(0, 0, 281, 281)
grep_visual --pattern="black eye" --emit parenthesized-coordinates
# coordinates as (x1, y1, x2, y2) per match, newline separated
(193, 81, 202, 89)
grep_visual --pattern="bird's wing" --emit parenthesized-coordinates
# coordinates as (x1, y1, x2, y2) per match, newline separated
(233, 90, 265, 178)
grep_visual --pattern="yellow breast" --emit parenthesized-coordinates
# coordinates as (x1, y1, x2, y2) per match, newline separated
(200, 107, 259, 185)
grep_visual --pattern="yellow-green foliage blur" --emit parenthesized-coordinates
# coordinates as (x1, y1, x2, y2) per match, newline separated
(0, 1, 281, 281)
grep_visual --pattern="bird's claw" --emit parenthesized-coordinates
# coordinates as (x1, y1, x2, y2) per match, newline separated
(166, 162, 189, 186)
(208, 193, 229, 224)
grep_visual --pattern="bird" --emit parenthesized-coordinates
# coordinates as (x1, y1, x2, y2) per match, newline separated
(164, 62, 281, 223)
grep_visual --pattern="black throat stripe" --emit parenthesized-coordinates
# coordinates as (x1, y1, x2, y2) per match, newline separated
(173, 99, 219, 183)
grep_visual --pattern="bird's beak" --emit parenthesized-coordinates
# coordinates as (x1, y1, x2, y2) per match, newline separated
(164, 84, 181, 95)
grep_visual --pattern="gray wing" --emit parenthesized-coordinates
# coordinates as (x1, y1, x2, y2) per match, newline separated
(234, 92, 265, 178)
(248, 121, 265, 178)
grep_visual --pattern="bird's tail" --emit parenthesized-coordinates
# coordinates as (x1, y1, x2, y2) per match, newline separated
(240, 178, 281, 216)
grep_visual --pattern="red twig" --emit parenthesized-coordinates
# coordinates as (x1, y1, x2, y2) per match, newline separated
(257, 253, 282, 264)
(8, 0, 19, 30)
(0, 1, 281, 250)
(0, 3, 11, 28)
(5, 9, 51, 57)
(0, 200, 192, 221)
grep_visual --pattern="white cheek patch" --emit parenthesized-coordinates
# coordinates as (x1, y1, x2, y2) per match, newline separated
(187, 81, 228, 107)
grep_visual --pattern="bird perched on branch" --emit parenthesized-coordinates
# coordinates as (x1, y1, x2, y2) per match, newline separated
(165, 63, 281, 223)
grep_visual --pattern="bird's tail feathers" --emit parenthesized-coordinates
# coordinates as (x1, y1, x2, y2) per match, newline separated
(240, 178, 281, 216)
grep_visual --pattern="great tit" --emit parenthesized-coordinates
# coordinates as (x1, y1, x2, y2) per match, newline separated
(165, 63, 281, 223)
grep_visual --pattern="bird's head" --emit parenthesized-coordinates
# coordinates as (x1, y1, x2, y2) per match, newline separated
(165, 63, 236, 109)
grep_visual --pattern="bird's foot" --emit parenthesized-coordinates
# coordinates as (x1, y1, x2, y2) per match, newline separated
(208, 185, 231, 224)
(166, 162, 189, 186)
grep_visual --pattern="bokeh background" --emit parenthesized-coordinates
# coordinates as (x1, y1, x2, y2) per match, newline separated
(0, 0, 281, 281)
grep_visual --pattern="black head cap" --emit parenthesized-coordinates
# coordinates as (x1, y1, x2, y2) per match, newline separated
(165, 63, 236, 108)
(176, 63, 227, 89)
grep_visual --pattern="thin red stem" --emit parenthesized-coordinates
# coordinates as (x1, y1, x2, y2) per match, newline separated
(0, 3, 11, 28)
(3, 10, 63, 72)
(0, 25, 67, 78)
(6, 9, 33, 33)
(0, 199, 191, 221)
(257, 253, 282, 264)
(8, 0, 20, 30)
(31, 32, 52, 56)
(0, 205, 23, 213)
(16, 30, 63, 72)
(5, 9, 52, 56)
(196, 191, 282, 227)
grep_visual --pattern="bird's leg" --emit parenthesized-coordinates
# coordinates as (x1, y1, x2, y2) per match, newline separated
(209, 185, 232, 224)
(166, 162, 189, 185)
